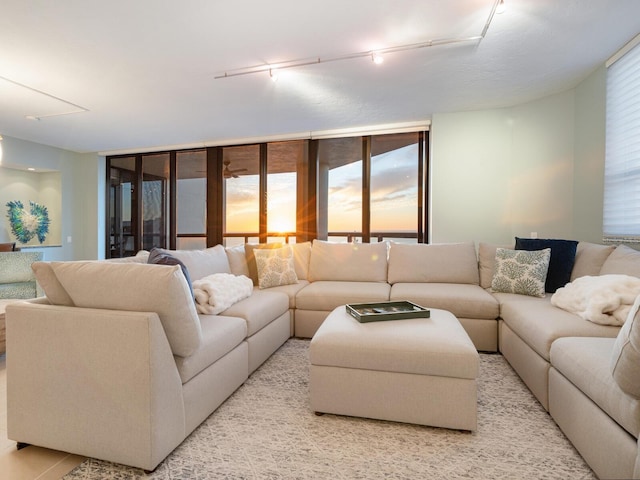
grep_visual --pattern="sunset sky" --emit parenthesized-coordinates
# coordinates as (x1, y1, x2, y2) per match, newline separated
(224, 144, 418, 234)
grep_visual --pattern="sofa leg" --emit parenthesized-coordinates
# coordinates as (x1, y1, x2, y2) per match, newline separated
(315, 411, 325, 416)
(16, 442, 30, 450)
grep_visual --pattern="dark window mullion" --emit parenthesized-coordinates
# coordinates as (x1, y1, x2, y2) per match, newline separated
(362, 137, 371, 243)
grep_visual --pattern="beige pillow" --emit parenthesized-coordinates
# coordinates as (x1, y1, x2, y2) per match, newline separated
(570, 242, 615, 280)
(600, 245, 640, 277)
(31, 262, 75, 306)
(388, 242, 480, 285)
(254, 246, 299, 289)
(491, 248, 551, 297)
(226, 244, 250, 277)
(44, 261, 202, 357)
(245, 243, 283, 285)
(308, 240, 388, 282)
(611, 294, 640, 398)
(156, 245, 230, 281)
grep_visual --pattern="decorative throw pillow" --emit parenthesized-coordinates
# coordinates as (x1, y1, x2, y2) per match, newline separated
(491, 248, 551, 297)
(245, 243, 282, 285)
(253, 245, 298, 289)
(610, 294, 640, 398)
(515, 238, 578, 293)
(148, 247, 194, 297)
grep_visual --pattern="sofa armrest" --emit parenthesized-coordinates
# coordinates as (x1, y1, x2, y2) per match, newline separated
(6, 302, 186, 471)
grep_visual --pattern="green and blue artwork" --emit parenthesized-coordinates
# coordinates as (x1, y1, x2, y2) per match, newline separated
(6, 200, 50, 244)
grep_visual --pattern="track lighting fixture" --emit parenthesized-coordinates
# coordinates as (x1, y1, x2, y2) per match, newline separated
(214, 0, 503, 81)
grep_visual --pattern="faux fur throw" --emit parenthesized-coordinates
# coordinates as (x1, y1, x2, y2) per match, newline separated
(192, 273, 253, 315)
(550, 274, 640, 326)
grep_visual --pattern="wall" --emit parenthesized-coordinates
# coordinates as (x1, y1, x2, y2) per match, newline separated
(430, 67, 604, 245)
(0, 168, 62, 247)
(0, 136, 104, 260)
(0, 66, 608, 257)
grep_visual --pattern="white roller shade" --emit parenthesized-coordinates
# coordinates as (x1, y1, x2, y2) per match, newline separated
(604, 37, 640, 243)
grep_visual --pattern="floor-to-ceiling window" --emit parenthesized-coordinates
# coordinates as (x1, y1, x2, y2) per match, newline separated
(106, 130, 428, 257)
(176, 149, 207, 250)
(318, 131, 427, 243)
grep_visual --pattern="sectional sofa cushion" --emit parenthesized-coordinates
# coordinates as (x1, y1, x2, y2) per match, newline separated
(388, 242, 479, 285)
(515, 238, 578, 293)
(296, 281, 391, 311)
(478, 242, 512, 289)
(551, 336, 640, 437)
(600, 244, 640, 277)
(174, 314, 248, 384)
(496, 293, 620, 361)
(389, 283, 499, 320)
(254, 246, 298, 289)
(570, 242, 615, 281)
(491, 248, 551, 297)
(33, 261, 203, 357)
(610, 295, 640, 398)
(308, 240, 388, 282)
(221, 289, 289, 337)
(155, 245, 230, 281)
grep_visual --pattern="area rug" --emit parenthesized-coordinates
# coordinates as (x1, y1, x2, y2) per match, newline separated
(64, 339, 596, 479)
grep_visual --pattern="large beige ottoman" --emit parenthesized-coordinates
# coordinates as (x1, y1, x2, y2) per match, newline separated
(309, 306, 479, 431)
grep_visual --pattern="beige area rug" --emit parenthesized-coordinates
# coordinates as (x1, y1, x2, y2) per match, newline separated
(64, 339, 596, 479)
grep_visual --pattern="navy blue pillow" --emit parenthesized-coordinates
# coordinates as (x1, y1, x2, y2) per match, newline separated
(514, 238, 578, 293)
(148, 247, 194, 298)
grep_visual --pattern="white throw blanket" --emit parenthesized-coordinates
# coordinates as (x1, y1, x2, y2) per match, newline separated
(550, 274, 640, 326)
(192, 273, 254, 315)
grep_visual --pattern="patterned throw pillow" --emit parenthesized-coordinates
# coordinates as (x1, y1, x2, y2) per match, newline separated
(491, 248, 551, 297)
(254, 245, 298, 289)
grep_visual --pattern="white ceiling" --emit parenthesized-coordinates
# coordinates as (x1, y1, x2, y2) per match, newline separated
(1, 0, 639, 154)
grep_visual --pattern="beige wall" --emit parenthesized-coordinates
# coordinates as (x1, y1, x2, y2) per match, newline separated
(430, 67, 604, 245)
(0, 136, 104, 260)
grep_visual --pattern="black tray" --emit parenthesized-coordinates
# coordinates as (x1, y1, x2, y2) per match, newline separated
(346, 301, 430, 323)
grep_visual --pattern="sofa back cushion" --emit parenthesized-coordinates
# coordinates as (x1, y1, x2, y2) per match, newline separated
(478, 242, 512, 289)
(0, 251, 43, 284)
(154, 245, 230, 281)
(0, 251, 43, 299)
(600, 245, 640, 278)
(570, 242, 615, 281)
(610, 294, 640, 398)
(308, 240, 388, 282)
(33, 261, 202, 357)
(388, 242, 479, 285)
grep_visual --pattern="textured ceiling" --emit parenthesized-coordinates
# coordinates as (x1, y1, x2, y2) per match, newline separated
(0, 0, 639, 154)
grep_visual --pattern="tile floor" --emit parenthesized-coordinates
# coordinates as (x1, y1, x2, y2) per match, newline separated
(0, 354, 84, 480)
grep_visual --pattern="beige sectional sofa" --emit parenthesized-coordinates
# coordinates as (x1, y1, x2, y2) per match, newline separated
(5, 239, 640, 478)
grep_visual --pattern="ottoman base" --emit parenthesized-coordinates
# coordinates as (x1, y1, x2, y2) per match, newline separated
(309, 306, 479, 431)
(311, 365, 477, 431)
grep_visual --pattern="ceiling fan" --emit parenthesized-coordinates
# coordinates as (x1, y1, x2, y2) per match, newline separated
(223, 159, 247, 179)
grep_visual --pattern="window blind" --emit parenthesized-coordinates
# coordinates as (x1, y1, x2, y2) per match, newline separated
(604, 38, 640, 243)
